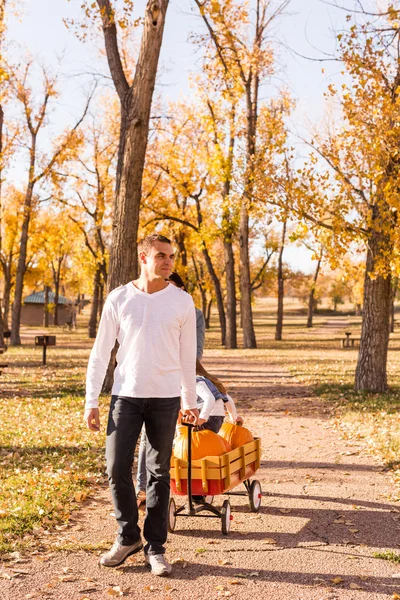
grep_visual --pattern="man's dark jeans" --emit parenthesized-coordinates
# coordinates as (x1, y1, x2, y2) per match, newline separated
(106, 395, 180, 556)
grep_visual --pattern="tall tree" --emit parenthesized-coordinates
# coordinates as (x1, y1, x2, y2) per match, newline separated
(8, 62, 87, 345)
(193, 0, 290, 348)
(274, 7, 400, 392)
(95, 0, 170, 291)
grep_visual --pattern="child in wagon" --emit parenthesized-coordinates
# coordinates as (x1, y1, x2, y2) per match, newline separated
(184, 359, 244, 432)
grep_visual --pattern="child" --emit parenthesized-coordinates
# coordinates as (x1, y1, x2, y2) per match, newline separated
(177, 359, 244, 431)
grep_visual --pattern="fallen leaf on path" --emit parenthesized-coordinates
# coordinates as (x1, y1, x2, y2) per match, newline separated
(392, 594, 400, 599)
(333, 518, 346, 524)
(0, 571, 12, 580)
(107, 586, 123, 596)
(58, 575, 78, 582)
(392, 574, 400, 579)
(196, 548, 207, 553)
(143, 586, 159, 592)
(229, 580, 242, 585)
(263, 538, 277, 544)
(78, 588, 98, 593)
(249, 571, 259, 577)
(216, 585, 226, 591)
(218, 559, 232, 565)
(349, 528, 359, 534)
(10, 569, 30, 575)
(350, 583, 363, 590)
(331, 577, 344, 584)
(279, 508, 291, 514)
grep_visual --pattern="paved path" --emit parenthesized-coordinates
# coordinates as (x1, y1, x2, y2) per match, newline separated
(1, 356, 399, 599)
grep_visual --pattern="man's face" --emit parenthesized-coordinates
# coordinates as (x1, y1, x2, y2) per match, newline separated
(140, 241, 175, 279)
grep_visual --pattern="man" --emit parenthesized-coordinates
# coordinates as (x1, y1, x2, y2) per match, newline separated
(135, 271, 206, 510)
(84, 233, 199, 576)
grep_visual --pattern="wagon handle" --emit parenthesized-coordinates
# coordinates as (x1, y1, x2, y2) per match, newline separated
(180, 419, 194, 512)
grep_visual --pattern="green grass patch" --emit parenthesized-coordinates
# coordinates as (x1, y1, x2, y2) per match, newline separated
(373, 551, 400, 563)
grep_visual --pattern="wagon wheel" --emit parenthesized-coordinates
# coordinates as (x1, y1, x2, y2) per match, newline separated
(221, 499, 232, 535)
(205, 495, 214, 505)
(168, 497, 177, 533)
(248, 480, 262, 512)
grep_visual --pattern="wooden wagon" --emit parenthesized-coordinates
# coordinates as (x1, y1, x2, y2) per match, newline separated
(168, 424, 262, 535)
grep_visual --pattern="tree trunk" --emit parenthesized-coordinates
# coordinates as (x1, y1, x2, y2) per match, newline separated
(2, 265, 11, 329)
(390, 277, 398, 334)
(239, 203, 256, 348)
(275, 220, 287, 341)
(175, 230, 188, 268)
(307, 255, 322, 328)
(104, 0, 170, 292)
(53, 260, 62, 326)
(99, 280, 104, 318)
(206, 299, 212, 329)
(202, 246, 226, 346)
(0, 104, 4, 347)
(224, 239, 237, 349)
(355, 230, 391, 392)
(44, 285, 50, 327)
(89, 267, 101, 338)
(11, 181, 34, 346)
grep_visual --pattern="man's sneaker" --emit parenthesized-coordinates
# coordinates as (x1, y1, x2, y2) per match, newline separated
(99, 538, 143, 567)
(145, 554, 172, 576)
(136, 490, 146, 512)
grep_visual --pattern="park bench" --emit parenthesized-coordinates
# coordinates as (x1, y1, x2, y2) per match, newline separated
(340, 331, 359, 348)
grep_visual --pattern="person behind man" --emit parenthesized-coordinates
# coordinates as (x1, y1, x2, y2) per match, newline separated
(135, 272, 205, 510)
(84, 233, 199, 576)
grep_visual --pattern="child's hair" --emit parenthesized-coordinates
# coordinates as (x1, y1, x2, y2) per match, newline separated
(196, 359, 227, 395)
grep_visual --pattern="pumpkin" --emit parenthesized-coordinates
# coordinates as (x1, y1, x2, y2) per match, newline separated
(173, 427, 231, 461)
(218, 422, 253, 449)
(219, 436, 232, 453)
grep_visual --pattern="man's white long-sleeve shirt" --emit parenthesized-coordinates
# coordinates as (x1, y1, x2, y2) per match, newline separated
(85, 282, 197, 410)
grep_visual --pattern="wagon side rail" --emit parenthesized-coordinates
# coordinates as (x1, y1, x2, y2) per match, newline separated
(171, 437, 261, 494)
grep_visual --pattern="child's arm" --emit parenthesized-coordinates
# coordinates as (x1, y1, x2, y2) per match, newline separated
(225, 394, 244, 424)
(224, 394, 238, 423)
(196, 380, 217, 424)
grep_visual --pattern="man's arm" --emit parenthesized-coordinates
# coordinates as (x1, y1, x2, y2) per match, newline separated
(179, 298, 198, 420)
(84, 296, 119, 429)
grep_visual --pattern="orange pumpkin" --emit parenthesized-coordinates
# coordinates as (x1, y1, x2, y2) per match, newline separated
(173, 427, 231, 461)
(218, 422, 253, 449)
(219, 436, 232, 453)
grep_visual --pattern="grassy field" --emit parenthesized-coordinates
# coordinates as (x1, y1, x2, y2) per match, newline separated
(1, 298, 400, 554)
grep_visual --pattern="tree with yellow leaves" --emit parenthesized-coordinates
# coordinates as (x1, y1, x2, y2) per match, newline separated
(193, 0, 290, 348)
(4, 59, 89, 345)
(281, 5, 400, 391)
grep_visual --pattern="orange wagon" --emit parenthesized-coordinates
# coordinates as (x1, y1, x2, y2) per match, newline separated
(168, 423, 262, 534)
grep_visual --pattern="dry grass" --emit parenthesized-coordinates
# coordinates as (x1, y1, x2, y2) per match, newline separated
(1, 298, 400, 553)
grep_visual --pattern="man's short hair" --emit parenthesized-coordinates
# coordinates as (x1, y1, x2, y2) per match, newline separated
(138, 233, 171, 255)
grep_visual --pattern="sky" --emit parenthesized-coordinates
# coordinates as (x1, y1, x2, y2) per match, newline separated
(7, 0, 351, 273)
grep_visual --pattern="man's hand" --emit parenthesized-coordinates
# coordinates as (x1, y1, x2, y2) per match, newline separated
(181, 407, 200, 425)
(235, 415, 244, 426)
(84, 408, 100, 432)
(197, 417, 206, 426)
